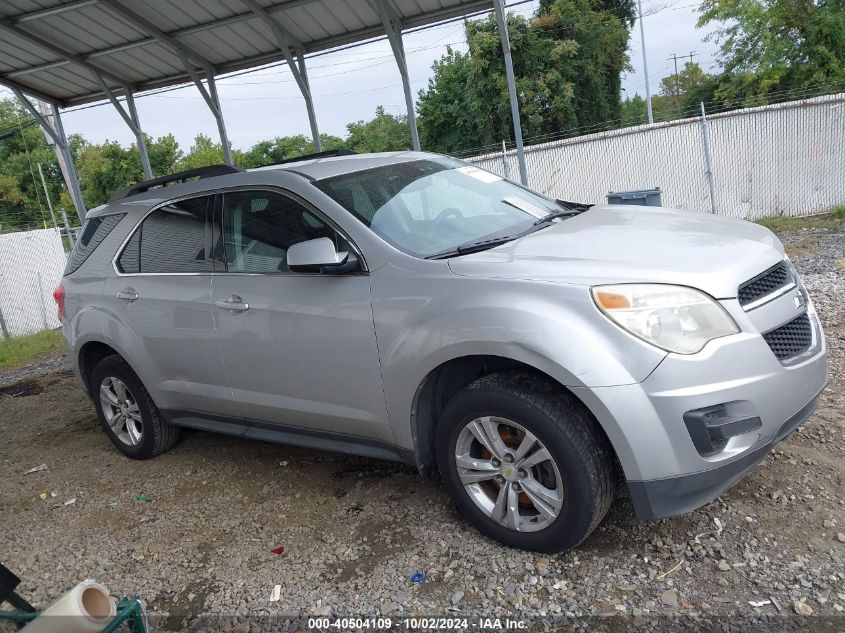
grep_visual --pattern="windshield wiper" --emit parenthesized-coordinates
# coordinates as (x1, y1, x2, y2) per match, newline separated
(533, 200, 593, 226)
(533, 210, 580, 226)
(425, 235, 518, 260)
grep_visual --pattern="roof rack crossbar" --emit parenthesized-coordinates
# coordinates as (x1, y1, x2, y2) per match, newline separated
(269, 148, 357, 166)
(109, 164, 244, 201)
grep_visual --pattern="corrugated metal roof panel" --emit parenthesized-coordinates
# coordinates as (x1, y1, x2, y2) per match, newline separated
(0, 0, 492, 106)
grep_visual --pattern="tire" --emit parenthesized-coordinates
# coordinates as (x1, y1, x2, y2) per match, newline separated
(90, 354, 179, 460)
(435, 371, 615, 553)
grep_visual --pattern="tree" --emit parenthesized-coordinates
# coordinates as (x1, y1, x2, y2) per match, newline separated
(239, 133, 345, 168)
(177, 134, 229, 170)
(699, 0, 845, 105)
(658, 62, 720, 118)
(0, 99, 63, 230)
(147, 133, 182, 175)
(417, 0, 635, 154)
(345, 106, 411, 153)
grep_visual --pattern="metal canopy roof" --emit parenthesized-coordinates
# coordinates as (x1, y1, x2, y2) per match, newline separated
(0, 0, 491, 107)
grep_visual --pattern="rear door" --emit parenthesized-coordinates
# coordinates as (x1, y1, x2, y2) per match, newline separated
(103, 194, 231, 414)
(209, 188, 393, 443)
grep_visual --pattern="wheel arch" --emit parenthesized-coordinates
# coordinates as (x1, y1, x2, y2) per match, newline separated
(409, 354, 622, 480)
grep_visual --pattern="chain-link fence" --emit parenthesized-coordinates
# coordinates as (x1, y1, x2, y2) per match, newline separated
(469, 93, 845, 219)
(0, 227, 67, 339)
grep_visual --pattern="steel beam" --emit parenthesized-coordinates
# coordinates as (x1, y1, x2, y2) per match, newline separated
(21, 0, 494, 106)
(206, 75, 234, 165)
(97, 0, 217, 74)
(492, 0, 526, 185)
(126, 92, 154, 179)
(13, 89, 87, 222)
(376, 0, 420, 151)
(240, 0, 322, 151)
(12, 0, 98, 23)
(0, 17, 128, 88)
(0, 75, 61, 105)
(297, 56, 321, 151)
(49, 104, 87, 223)
(92, 76, 153, 179)
(95, 0, 232, 164)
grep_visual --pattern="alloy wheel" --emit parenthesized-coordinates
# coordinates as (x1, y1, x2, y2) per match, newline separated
(454, 416, 563, 532)
(99, 376, 143, 446)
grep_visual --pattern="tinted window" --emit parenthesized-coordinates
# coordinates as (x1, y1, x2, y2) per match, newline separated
(116, 196, 211, 274)
(221, 190, 338, 273)
(64, 213, 125, 274)
(117, 229, 140, 274)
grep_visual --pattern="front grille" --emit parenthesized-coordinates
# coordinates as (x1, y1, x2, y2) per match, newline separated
(763, 313, 813, 361)
(738, 261, 790, 307)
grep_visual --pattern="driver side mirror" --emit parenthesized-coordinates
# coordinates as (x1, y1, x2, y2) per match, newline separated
(287, 237, 360, 274)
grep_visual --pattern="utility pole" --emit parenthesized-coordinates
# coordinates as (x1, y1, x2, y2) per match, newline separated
(36, 163, 61, 235)
(60, 208, 75, 249)
(637, 0, 654, 124)
(668, 53, 681, 113)
(668, 51, 698, 115)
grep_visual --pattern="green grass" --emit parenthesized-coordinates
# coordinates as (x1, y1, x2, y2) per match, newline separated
(0, 329, 64, 371)
(755, 211, 844, 233)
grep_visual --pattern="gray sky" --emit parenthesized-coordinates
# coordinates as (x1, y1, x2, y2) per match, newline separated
(1, 0, 721, 155)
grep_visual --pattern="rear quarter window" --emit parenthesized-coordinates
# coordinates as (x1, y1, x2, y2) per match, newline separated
(64, 213, 125, 275)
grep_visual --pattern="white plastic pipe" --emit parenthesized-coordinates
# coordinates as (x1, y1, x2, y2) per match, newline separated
(21, 580, 116, 633)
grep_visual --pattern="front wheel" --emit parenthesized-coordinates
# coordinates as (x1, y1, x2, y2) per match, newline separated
(435, 372, 615, 553)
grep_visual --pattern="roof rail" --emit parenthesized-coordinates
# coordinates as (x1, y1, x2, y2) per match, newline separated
(109, 164, 244, 202)
(269, 149, 357, 166)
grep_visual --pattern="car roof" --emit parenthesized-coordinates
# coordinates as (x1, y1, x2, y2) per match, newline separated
(86, 150, 443, 219)
(249, 150, 436, 180)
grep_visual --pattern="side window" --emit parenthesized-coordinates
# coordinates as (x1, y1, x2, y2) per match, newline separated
(221, 190, 338, 273)
(65, 213, 125, 274)
(117, 196, 212, 274)
(117, 229, 140, 274)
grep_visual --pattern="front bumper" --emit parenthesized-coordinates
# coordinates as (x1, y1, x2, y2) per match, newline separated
(572, 295, 828, 520)
(627, 392, 821, 519)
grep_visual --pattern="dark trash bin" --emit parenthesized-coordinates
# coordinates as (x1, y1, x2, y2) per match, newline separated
(607, 187, 662, 207)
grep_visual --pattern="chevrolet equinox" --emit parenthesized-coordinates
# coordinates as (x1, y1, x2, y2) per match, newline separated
(55, 151, 828, 553)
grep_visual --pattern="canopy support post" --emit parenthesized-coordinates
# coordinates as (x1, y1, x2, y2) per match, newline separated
(205, 74, 234, 166)
(93, 74, 153, 179)
(492, 0, 527, 185)
(13, 89, 86, 223)
(376, 0, 420, 151)
(125, 92, 153, 180)
(239, 0, 321, 152)
(296, 55, 321, 151)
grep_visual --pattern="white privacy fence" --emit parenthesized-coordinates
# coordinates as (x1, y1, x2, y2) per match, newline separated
(469, 93, 845, 219)
(0, 228, 67, 338)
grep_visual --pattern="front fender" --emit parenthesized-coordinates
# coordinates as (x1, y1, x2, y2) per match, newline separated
(371, 264, 666, 449)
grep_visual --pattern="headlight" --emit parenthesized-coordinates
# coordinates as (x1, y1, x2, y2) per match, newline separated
(591, 284, 739, 354)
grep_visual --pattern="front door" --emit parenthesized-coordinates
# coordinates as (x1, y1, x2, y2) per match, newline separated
(209, 188, 393, 443)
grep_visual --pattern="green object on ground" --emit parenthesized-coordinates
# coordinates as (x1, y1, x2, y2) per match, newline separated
(135, 494, 151, 503)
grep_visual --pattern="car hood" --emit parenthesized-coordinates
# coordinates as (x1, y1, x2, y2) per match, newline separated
(448, 205, 785, 299)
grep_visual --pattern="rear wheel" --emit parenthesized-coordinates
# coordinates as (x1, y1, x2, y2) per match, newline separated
(435, 372, 615, 553)
(90, 355, 179, 459)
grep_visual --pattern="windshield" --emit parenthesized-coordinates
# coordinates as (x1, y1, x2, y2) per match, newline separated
(313, 157, 564, 258)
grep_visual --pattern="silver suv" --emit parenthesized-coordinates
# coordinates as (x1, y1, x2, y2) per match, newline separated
(56, 151, 828, 553)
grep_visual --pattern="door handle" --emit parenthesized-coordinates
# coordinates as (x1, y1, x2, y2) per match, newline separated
(215, 295, 249, 312)
(116, 288, 138, 302)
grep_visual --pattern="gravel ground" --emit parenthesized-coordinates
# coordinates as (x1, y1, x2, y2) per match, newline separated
(0, 223, 843, 632)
